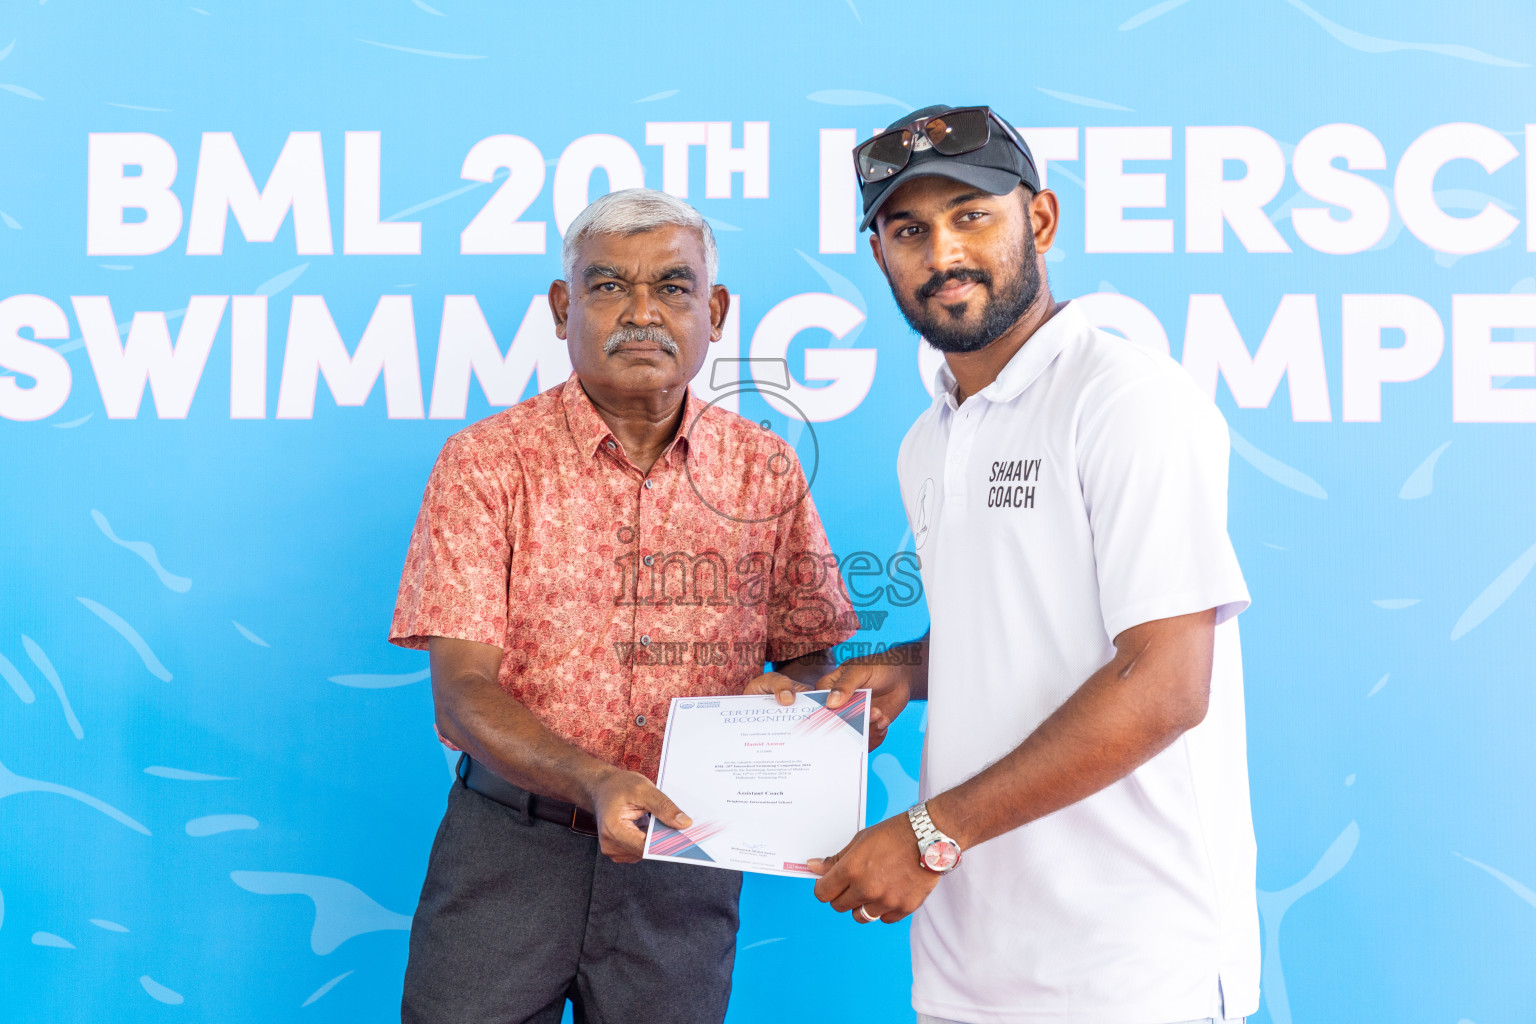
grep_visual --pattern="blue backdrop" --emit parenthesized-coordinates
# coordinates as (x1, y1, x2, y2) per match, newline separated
(2, 3, 1534, 1022)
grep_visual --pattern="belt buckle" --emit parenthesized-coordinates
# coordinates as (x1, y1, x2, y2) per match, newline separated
(569, 807, 599, 838)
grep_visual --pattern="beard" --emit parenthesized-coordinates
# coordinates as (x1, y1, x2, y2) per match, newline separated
(603, 325, 678, 355)
(892, 230, 1042, 354)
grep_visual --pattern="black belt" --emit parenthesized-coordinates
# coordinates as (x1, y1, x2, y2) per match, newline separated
(459, 755, 600, 837)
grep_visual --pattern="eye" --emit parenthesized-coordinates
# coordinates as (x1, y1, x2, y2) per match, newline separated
(895, 223, 924, 239)
(596, 281, 620, 292)
(662, 283, 686, 294)
(960, 209, 988, 222)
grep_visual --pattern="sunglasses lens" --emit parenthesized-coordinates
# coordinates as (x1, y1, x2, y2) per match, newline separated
(927, 109, 990, 156)
(858, 130, 912, 181)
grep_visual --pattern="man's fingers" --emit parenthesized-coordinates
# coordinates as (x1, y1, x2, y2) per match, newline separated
(867, 706, 890, 750)
(868, 722, 890, 751)
(643, 787, 692, 831)
(744, 671, 804, 705)
(806, 850, 840, 876)
(812, 872, 848, 906)
(597, 801, 652, 863)
(852, 904, 884, 924)
(747, 671, 807, 706)
(829, 886, 868, 914)
(811, 851, 852, 904)
(814, 663, 846, 696)
(823, 664, 867, 709)
(808, 835, 856, 879)
(592, 773, 692, 863)
(600, 828, 645, 863)
(774, 677, 808, 706)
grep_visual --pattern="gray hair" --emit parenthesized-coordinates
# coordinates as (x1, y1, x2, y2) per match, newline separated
(561, 187, 718, 287)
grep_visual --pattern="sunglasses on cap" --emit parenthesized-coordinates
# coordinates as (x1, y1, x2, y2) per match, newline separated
(853, 106, 1035, 184)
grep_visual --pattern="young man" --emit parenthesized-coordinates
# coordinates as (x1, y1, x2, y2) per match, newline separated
(754, 105, 1258, 1023)
(391, 189, 855, 1024)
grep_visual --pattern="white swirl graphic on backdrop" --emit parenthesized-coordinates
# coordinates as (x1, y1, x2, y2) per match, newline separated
(1399, 442, 1452, 499)
(229, 871, 412, 954)
(22, 635, 82, 738)
(1282, 0, 1527, 67)
(0, 651, 36, 703)
(77, 598, 173, 682)
(0, 756, 150, 834)
(1451, 539, 1536, 641)
(91, 510, 192, 592)
(1119, 0, 1191, 31)
(1256, 820, 1360, 1024)
(1228, 428, 1329, 499)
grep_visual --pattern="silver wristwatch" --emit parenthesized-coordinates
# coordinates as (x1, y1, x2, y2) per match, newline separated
(908, 802, 962, 873)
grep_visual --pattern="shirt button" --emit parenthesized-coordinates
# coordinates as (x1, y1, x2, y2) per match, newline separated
(635, 715, 647, 726)
(640, 635, 651, 646)
(644, 479, 654, 489)
(643, 554, 654, 566)
(606, 440, 617, 450)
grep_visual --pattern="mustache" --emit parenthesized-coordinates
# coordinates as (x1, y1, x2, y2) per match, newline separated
(603, 326, 679, 355)
(917, 267, 992, 302)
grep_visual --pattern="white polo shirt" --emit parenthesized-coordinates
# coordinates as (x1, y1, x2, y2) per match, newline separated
(898, 300, 1258, 1024)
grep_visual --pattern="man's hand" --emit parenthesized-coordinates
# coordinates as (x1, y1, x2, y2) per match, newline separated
(807, 813, 940, 923)
(586, 768, 691, 864)
(741, 670, 811, 701)
(741, 666, 896, 749)
(818, 657, 912, 750)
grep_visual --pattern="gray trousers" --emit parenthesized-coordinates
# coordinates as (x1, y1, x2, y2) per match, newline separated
(401, 779, 743, 1024)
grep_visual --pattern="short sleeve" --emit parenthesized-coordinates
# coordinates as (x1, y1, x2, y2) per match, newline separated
(1078, 373, 1249, 642)
(764, 456, 858, 663)
(389, 435, 516, 651)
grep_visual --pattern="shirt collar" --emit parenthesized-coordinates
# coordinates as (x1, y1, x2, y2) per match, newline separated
(931, 299, 1086, 410)
(561, 371, 714, 467)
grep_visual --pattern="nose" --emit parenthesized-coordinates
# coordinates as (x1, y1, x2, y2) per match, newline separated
(621, 284, 665, 327)
(924, 222, 967, 276)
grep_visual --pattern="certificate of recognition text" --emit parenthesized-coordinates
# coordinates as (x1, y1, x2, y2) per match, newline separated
(643, 690, 870, 878)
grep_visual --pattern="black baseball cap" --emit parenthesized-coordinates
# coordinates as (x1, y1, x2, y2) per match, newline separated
(857, 104, 1039, 231)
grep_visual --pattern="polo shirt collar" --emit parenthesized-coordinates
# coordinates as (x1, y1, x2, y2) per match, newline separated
(561, 371, 712, 467)
(931, 299, 1086, 409)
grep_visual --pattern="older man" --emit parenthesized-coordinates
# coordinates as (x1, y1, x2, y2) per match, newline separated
(755, 105, 1259, 1023)
(390, 188, 855, 1024)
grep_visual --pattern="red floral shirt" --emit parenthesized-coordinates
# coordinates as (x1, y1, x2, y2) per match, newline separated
(391, 373, 856, 779)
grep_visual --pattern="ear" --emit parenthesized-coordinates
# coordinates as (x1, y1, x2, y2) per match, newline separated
(868, 230, 887, 277)
(548, 279, 571, 340)
(708, 284, 730, 342)
(1028, 188, 1061, 254)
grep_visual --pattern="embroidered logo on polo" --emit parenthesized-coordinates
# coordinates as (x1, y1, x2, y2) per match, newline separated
(913, 478, 935, 548)
(985, 458, 1043, 510)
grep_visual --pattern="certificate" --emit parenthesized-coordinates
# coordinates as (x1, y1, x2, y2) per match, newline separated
(643, 690, 870, 878)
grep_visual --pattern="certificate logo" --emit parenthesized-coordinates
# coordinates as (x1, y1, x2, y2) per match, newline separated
(679, 702, 695, 709)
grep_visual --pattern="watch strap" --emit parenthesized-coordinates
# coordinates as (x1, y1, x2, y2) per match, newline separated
(908, 802, 961, 871)
(908, 802, 942, 843)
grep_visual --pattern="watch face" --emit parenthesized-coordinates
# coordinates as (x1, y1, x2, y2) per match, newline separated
(923, 839, 961, 872)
